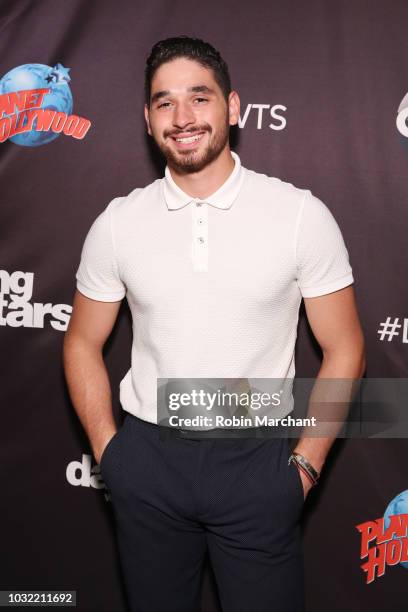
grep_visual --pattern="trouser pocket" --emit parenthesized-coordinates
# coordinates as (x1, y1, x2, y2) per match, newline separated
(99, 419, 127, 492)
(286, 438, 305, 505)
(100, 429, 121, 465)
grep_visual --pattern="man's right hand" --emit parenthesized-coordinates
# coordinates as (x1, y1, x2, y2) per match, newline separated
(94, 429, 118, 465)
(63, 291, 123, 470)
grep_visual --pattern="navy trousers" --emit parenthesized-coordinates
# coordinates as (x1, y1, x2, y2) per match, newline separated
(100, 413, 305, 612)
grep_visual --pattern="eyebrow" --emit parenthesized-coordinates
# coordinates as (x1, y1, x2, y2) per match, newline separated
(150, 85, 216, 105)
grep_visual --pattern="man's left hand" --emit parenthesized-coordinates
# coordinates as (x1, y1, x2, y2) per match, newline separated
(296, 464, 314, 500)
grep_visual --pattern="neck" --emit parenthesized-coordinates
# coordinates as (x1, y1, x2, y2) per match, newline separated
(167, 147, 235, 200)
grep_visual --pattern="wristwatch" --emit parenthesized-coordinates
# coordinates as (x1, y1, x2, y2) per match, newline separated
(288, 452, 320, 486)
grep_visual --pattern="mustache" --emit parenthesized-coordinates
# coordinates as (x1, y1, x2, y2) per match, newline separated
(165, 126, 212, 138)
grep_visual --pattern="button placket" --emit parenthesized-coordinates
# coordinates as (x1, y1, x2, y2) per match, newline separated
(191, 202, 208, 271)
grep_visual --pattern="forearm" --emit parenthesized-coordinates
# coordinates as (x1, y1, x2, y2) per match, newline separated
(63, 334, 117, 463)
(293, 348, 366, 473)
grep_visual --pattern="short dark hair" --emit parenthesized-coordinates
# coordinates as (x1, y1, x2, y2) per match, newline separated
(144, 36, 231, 105)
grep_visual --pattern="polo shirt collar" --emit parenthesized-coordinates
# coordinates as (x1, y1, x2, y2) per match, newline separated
(163, 151, 243, 211)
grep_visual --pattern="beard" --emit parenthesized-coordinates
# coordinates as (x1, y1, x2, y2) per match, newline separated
(154, 114, 230, 174)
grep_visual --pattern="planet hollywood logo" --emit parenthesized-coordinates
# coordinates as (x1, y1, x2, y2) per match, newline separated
(396, 91, 408, 140)
(355, 490, 408, 583)
(0, 63, 91, 147)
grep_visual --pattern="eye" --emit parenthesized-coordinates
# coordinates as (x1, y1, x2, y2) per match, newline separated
(157, 101, 172, 109)
(194, 97, 208, 104)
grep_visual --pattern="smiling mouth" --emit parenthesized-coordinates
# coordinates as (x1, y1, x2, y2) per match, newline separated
(170, 132, 206, 144)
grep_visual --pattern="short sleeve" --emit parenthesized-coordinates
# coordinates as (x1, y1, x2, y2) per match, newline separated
(295, 190, 354, 298)
(75, 198, 126, 302)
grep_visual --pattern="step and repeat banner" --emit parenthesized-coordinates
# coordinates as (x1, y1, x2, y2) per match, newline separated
(1, 0, 407, 610)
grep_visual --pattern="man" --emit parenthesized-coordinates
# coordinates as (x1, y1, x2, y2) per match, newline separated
(63, 36, 365, 612)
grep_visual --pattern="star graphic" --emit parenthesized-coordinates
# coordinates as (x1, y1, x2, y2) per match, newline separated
(45, 63, 71, 84)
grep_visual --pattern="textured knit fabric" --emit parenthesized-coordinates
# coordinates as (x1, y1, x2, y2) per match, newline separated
(75, 152, 354, 424)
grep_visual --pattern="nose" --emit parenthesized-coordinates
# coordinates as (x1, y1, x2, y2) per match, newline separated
(172, 101, 195, 130)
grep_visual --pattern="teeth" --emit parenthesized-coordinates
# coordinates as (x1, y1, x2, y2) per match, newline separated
(175, 134, 203, 143)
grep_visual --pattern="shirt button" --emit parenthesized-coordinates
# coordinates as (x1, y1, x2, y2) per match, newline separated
(196, 201, 203, 207)
(197, 218, 204, 225)
(198, 236, 205, 243)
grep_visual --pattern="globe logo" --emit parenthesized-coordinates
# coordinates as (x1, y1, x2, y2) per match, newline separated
(383, 489, 408, 570)
(356, 489, 408, 583)
(396, 91, 408, 158)
(0, 63, 90, 147)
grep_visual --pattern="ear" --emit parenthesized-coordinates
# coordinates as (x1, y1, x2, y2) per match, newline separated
(228, 91, 240, 126)
(144, 104, 152, 135)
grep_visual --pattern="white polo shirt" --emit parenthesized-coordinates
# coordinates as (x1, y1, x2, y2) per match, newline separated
(75, 152, 354, 424)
